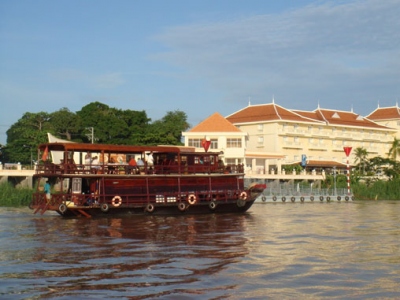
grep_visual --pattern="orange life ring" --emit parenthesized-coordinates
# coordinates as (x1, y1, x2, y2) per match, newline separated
(112, 196, 122, 207)
(188, 194, 197, 205)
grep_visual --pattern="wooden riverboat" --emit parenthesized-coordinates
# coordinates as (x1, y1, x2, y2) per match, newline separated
(30, 142, 266, 218)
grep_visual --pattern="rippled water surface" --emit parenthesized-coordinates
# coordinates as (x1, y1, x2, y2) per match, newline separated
(1, 201, 399, 299)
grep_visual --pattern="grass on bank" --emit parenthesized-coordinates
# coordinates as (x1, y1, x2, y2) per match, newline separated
(0, 182, 33, 207)
(352, 178, 400, 200)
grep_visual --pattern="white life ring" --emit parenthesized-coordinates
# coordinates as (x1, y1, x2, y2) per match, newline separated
(146, 203, 155, 213)
(188, 194, 197, 205)
(209, 201, 217, 210)
(112, 196, 122, 207)
(59, 203, 67, 214)
(101, 203, 109, 213)
(178, 202, 186, 211)
(240, 191, 247, 200)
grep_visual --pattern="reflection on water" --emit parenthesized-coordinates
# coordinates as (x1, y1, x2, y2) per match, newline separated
(0, 202, 399, 299)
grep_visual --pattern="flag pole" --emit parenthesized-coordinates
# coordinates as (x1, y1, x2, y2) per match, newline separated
(343, 147, 352, 195)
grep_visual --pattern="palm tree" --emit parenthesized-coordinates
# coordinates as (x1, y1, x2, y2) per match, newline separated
(354, 147, 368, 175)
(388, 138, 400, 161)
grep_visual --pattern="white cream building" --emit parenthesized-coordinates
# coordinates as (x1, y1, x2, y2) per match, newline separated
(182, 102, 399, 175)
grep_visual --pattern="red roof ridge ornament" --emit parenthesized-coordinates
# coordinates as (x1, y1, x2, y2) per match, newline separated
(202, 137, 211, 152)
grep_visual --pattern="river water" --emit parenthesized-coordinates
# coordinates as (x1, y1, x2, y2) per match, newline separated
(0, 201, 399, 299)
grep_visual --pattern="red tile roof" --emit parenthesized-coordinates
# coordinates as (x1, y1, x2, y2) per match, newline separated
(225, 102, 393, 130)
(294, 108, 391, 129)
(188, 112, 242, 132)
(366, 106, 400, 121)
(226, 103, 323, 124)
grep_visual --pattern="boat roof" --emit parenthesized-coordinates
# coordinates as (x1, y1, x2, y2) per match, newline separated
(38, 142, 213, 155)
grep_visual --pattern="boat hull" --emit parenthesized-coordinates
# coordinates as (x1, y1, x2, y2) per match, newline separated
(48, 199, 256, 217)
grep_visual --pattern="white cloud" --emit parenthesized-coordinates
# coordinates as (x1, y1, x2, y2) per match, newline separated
(153, 0, 400, 113)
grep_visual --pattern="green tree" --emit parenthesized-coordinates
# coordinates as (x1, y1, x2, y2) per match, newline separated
(50, 108, 82, 141)
(5, 112, 51, 163)
(146, 110, 190, 145)
(388, 138, 400, 161)
(354, 147, 368, 175)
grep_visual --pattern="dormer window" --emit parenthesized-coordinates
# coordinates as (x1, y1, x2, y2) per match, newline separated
(332, 112, 340, 118)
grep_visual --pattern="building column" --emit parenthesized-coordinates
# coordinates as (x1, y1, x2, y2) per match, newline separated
(264, 159, 269, 174)
(252, 158, 256, 173)
(277, 159, 282, 175)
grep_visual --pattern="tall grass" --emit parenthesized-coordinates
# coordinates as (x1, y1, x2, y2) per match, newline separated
(352, 178, 400, 200)
(0, 182, 33, 207)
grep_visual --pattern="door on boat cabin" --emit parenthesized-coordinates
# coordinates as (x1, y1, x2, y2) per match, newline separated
(71, 178, 82, 205)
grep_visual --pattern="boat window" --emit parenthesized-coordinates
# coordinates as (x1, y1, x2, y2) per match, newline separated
(72, 178, 82, 194)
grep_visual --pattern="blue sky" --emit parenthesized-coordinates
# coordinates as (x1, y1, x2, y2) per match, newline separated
(1, 0, 399, 145)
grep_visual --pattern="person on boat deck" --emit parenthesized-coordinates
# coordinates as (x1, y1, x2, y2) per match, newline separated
(44, 179, 51, 201)
(147, 151, 154, 166)
(137, 157, 144, 167)
(85, 193, 98, 206)
(91, 156, 100, 172)
(129, 157, 137, 166)
(128, 157, 138, 173)
(85, 152, 91, 165)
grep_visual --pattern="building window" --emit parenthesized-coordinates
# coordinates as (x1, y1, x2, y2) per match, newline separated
(257, 136, 264, 145)
(258, 124, 263, 132)
(227, 138, 242, 148)
(210, 139, 218, 149)
(188, 139, 202, 148)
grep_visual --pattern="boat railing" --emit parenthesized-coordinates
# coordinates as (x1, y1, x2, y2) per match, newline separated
(36, 161, 245, 175)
